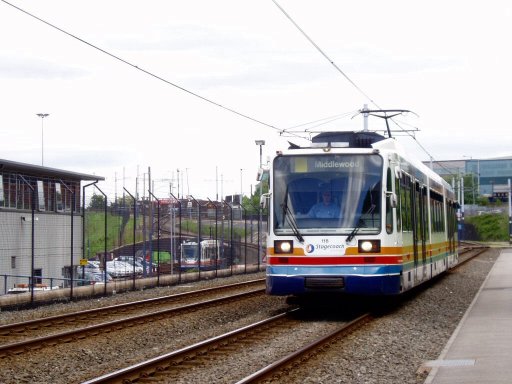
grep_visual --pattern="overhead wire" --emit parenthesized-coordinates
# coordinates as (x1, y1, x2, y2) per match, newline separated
(3, 0, 459, 177)
(270, 0, 456, 175)
(285, 110, 357, 130)
(279, 110, 358, 139)
(1, 0, 294, 137)
(271, 0, 379, 110)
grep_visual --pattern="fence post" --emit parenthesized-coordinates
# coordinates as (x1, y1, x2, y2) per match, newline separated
(170, 193, 182, 284)
(18, 175, 35, 305)
(124, 188, 137, 291)
(149, 191, 161, 286)
(60, 180, 75, 300)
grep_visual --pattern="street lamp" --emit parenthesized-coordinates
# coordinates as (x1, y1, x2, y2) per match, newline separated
(255, 140, 265, 168)
(240, 168, 243, 198)
(36, 113, 49, 166)
(462, 155, 476, 205)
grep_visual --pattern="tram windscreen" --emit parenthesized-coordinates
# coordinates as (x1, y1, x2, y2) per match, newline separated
(182, 243, 199, 262)
(273, 154, 383, 235)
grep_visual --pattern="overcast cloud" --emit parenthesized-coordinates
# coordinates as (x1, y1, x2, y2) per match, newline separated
(1, 0, 511, 200)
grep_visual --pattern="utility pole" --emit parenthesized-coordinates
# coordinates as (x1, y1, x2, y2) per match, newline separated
(36, 113, 49, 166)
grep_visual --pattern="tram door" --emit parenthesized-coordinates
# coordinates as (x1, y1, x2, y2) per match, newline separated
(411, 181, 427, 278)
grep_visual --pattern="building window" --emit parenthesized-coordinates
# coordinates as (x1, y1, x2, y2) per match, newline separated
(55, 182, 63, 212)
(37, 180, 46, 211)
(11, 256, 16, 269)
(34, 269, 42, 284)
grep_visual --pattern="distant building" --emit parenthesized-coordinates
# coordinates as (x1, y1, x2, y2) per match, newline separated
(424, 156, 512, 197)
(0, 159, 104, 293)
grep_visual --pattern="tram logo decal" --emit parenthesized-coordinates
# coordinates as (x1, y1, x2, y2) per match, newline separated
(306, 243, 345, 255)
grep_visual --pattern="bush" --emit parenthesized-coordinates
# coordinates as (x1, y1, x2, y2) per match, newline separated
(465, 213, 508, 241)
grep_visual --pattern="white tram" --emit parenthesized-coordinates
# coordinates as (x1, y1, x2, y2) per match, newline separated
(180, 239, 223, 271)
(265, 131, 458, 296)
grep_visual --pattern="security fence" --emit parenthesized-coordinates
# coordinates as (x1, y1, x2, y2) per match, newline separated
(0, 184, 267, 306)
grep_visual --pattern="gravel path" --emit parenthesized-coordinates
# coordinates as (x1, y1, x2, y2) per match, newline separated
(0, 249, 500, 384)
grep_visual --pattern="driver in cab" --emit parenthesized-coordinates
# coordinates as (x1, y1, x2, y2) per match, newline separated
(308, 190, 340, 219)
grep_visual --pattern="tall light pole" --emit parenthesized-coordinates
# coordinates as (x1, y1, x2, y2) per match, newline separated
(36, 113, 49, 166)
(240, 168, 243, 198)
(255, 140, 265, 168)
(255, 140, 265, 197)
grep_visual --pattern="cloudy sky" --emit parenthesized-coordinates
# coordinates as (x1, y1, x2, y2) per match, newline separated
(1, 0, 511, 200)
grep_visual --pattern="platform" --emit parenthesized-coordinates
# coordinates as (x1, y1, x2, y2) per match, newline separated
(423, 247, 512, 384)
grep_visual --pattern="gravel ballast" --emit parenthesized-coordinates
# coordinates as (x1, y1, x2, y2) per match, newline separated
(0, 249, 500, 384)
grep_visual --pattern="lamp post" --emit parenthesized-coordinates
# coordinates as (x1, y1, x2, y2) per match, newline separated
(254, 140, 266, 269)
(255, 140, 265, 197)
(36, 113, 49, 166)
(255, 140, 265, 168)
(240, 168, 243, 198)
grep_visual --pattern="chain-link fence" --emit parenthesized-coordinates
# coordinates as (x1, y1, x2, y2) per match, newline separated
(83, 191, 266, 294)
(1, 180, 266, 306)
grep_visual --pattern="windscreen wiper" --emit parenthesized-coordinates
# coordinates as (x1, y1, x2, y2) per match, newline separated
(281, 196, 304, 243)
(346, 204, 376, 243)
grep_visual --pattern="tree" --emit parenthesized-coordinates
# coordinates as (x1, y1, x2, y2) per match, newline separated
(88, 193, 105, 210)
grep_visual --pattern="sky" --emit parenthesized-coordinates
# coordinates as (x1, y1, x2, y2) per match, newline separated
(1, 0, 511, 201)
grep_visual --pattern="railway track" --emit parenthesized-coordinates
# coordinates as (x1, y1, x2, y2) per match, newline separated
(82, 243, 493, 383)
(0, 243, 493, 383)
(83, 309, 372, 384)
(0, 279, 265, 357)
(457, 242, 490, 266)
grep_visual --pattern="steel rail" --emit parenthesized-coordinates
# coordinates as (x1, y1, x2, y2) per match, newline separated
(0, 278, 264, 337)
(82, 309, 301, 384)
(0, 287, 265, 358)
(236, 313, 372, 384)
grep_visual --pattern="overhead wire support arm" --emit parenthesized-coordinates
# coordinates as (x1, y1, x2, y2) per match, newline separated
(353, 109, 417, 139)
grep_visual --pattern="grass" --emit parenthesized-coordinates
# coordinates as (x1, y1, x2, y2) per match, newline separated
(84, 212, 251, 260)
(465, 213, 509, 242)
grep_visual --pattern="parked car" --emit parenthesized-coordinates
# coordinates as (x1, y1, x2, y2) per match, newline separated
(106, 260, 142, 278)
(77, 270, 112, 285)
(76, 261, 102, 277)
(115, 256, 144, 273)
(116, 255, 143, 263)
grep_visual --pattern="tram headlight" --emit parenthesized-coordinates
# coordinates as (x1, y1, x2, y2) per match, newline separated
(358, 240, 381, 253)
(274, 240, 293, 254)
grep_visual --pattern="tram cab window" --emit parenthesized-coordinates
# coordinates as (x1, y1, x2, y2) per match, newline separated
(273, 154, 383, 235)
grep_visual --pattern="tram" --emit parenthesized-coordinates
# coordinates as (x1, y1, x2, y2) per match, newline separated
(180, 239, 223, 271)
(265, 131, 458, 297)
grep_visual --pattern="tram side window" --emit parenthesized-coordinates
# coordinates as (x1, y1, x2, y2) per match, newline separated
(395, 176, 401, 232)
(385, 168, 393, 234)
(415, 184, 421, 238)
(422, 186, 430, 242)
(430, 199, 437, 232)
(400, 174, 412, 231)
(414, 184, 430, 242)
(429, 191, 445, 233)
(0, 175, 4, 207)
(439, 200, 445, 232)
